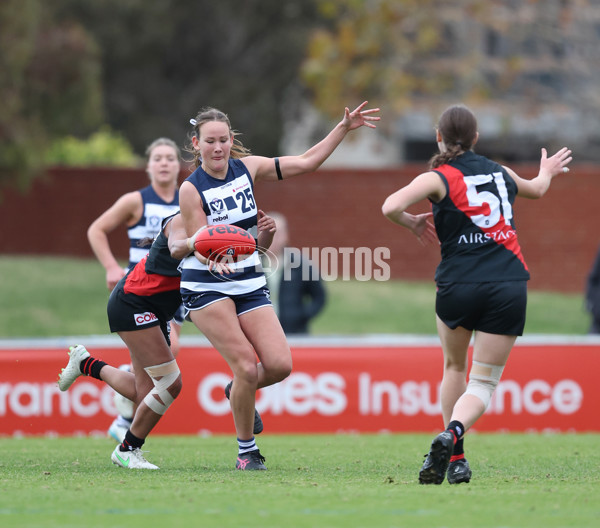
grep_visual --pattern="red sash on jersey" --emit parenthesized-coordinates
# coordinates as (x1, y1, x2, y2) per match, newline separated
(123, 256, 181, 296)
(443, 164, 528, 271)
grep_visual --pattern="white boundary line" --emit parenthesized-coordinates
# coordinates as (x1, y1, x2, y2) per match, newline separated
(1, 334, 600, 350)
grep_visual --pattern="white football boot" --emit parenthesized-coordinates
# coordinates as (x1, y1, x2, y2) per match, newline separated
(57, 345, 90, 391)
(111, 446, 159, 470)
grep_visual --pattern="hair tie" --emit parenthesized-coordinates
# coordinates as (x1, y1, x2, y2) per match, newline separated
(189, 118, 197, 126)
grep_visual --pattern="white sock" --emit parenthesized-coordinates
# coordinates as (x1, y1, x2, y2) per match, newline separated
(237, 437, 257, 455)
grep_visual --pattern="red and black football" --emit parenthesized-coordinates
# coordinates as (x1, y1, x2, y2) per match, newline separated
(194, 224, 256, 261)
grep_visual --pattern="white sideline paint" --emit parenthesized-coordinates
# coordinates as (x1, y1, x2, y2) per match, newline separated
(2, 334, 600, 350)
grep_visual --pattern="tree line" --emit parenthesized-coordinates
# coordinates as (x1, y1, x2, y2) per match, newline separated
(1, 0, 586, 196)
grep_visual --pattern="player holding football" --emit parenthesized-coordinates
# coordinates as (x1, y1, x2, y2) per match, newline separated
(58, 212, 276, 469)
(180, 102, 380, 470)
(381, 104, 572, 485)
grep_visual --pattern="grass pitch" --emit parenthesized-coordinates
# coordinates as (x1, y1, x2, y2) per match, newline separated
(0, 255, 591, 337)
(1, 433, 598, 528)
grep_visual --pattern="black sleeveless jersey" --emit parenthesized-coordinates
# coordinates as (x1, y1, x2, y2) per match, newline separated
(123, 213, 182, 296)
(431, 151, 530, 284)
(143, 213, 182, 278)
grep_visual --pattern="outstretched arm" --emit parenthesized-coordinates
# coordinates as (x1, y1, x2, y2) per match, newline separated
(507, 147, 572, 199)
(249, 101, 380, 182)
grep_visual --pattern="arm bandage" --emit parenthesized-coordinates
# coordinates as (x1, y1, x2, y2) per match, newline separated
(464, 360, 505, 410)
(143, 359, 181, 415)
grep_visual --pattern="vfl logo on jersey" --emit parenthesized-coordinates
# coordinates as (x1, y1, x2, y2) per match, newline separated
(209, 198, 225, 214)
(134, 312, 158, 326)
(147, 215, 161, 229)
(209, 198, 230, 222)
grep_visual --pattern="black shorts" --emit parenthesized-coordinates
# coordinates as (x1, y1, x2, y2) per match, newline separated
(107, 279, 182, 346)
(435, 281, 527, 336)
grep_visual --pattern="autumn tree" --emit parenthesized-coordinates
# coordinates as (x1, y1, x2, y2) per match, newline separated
(300, 0, 596, 161)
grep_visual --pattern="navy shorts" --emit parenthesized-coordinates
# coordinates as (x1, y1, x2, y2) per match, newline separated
(435, 281, 527, 336)
(171, 303, 187, 326)
(107, 279, 182, 346)
(183, 287, 272, 316)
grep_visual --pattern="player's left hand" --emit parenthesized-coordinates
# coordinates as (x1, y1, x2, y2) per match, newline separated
(540, 147, 572, 178)
(257, 209, 276, 235)
(342, 101, 381, 130)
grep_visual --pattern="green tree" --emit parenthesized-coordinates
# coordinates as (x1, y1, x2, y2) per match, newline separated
(53, 0, 319, 157)
(0, 0, 103, 194)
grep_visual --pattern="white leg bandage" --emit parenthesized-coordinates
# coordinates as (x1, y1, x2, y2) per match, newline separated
(143, 360, 180, 415)
(464, 360, 505, 410)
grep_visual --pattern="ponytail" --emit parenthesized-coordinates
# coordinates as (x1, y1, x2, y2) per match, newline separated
(430, 105, 478, 169)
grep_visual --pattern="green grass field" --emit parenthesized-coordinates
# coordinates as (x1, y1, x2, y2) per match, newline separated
(1, 256, 598, 527)
(0, 255, 591, 337)
(1, 433, 598, 528)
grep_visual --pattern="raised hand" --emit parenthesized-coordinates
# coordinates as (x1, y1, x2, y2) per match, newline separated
(540, 147, 572, 178)
(342, 101, 381, 130)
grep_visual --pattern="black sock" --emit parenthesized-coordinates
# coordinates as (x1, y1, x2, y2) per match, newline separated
(452, 437, 464, 457)
(446, 420, 465, 445)
(80, 356, 107, 380)
(119, 429, 144, 452)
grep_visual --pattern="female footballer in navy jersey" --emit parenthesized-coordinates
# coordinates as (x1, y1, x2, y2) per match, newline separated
(180, 102, 380, 470)
(58, 211, 277, 469)
(382, 104, 572, 485)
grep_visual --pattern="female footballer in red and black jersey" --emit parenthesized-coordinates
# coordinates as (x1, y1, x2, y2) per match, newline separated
(382, 104, 572, 485)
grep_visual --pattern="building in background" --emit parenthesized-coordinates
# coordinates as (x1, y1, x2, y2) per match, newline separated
(283, 0, 600, 167)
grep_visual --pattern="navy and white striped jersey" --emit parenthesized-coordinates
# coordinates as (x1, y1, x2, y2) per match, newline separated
(127, 185, 179, 268)
(431, 151, 530, 284)
(180, 159, 266, 296)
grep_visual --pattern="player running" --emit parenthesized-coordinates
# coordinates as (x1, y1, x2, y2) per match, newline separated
(382, 104, 572, 484)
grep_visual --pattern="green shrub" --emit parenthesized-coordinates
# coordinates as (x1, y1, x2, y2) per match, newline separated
(43, 126, 140, 167)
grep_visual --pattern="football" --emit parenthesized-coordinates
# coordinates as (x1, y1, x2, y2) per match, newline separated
(194, 224, 256, 261)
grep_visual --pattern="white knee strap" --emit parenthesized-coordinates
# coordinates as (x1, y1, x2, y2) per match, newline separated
(464, 360, 505, 410)
(143, 360, 180, 415)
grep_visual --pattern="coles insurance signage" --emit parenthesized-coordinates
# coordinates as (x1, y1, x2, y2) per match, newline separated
(0, 340, 597, 436)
